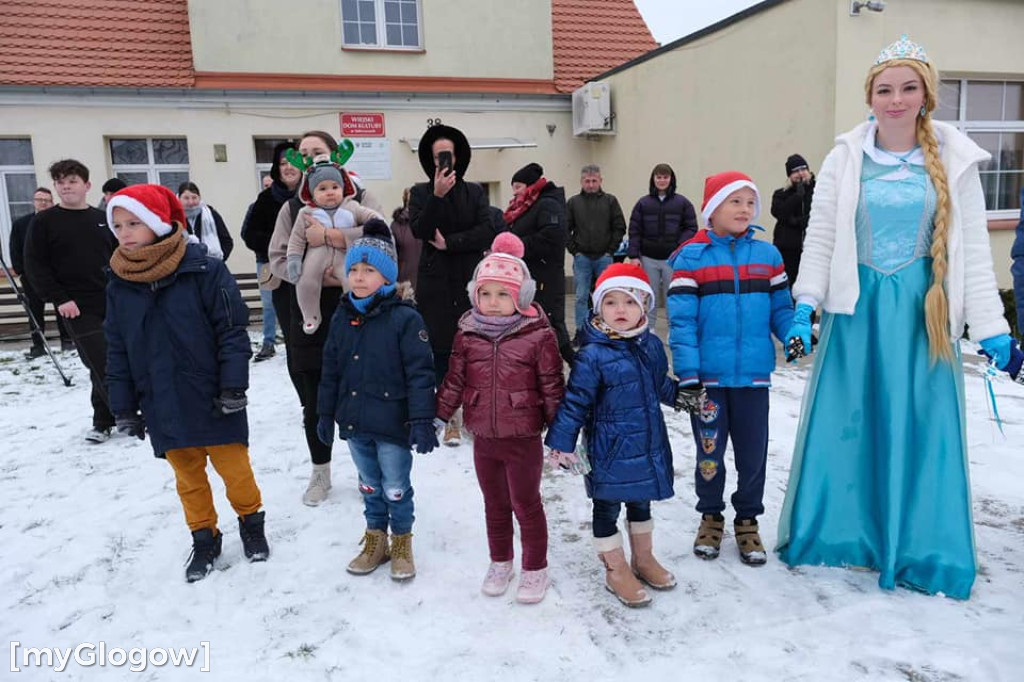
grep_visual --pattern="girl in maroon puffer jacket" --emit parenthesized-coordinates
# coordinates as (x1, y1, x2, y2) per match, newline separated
(436, 232, 565, 605)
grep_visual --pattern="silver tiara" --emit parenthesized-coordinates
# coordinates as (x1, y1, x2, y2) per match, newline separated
(875, 34, 928, 65)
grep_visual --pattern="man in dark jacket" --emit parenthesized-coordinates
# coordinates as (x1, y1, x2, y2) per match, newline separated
(627, 163, 698, 331)
(770, 154, 816, 288)
(566, 164, 626, 339)
(409, 124, 494, 445)
(7, 186, 72, 357)
(504, 162, 573, 362)
(25, 159, 117, 443)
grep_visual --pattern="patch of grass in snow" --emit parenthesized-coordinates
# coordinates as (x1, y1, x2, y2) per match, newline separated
(285, 643, 317, 660)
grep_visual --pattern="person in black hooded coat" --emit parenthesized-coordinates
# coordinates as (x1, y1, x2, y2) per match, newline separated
(409, 124, 495, 383)
(503, 162, 573, 362)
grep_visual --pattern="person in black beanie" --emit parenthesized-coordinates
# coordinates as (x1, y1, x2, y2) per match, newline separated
(770, 154, 815, 288)
(503, 162, 573, 362)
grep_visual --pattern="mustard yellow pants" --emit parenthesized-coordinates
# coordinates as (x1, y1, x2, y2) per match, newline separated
(165, 444, 262, 532)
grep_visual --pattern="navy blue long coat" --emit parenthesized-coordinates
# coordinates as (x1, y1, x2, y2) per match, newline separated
(105, 242, 251, 458)
(545, 322, 677, 502)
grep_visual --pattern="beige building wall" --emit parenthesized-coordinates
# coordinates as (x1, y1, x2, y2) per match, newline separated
(589, 0, 837, 231)
(188, 0, 554, 80)
(0, 98, 578, 274)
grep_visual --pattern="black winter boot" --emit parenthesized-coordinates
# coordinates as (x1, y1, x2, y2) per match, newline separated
(185, 528, 222, 582)
(238, 511, 269, 562)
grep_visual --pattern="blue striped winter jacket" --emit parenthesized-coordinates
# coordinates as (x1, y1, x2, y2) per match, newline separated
(544, 322, 677, 502)
(666, 228, 794, 387)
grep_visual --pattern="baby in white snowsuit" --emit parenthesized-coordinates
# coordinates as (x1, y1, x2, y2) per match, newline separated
(286, 158, 382, 333)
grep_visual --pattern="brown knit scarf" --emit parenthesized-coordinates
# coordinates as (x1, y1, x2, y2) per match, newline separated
(109, 225, 188, 283)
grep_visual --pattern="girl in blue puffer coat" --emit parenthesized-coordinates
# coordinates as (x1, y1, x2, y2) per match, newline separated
(546, 263, 679, 608)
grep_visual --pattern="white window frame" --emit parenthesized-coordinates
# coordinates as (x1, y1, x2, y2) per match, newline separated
(939, 78, 1024, 219)
(109, 137, 190, 190)
(0, 138, 37, 267)
(340, 0, 423, 51)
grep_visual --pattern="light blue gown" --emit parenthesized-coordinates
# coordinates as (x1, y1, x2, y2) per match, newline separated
(777, 153, 975, 600)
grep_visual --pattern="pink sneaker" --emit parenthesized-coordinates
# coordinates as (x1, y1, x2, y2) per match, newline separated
(481, 561, 515, 597)
(515, 568, 550, 604)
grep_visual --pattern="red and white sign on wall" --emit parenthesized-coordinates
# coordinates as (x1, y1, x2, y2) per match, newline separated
(340, 112, 386, 138)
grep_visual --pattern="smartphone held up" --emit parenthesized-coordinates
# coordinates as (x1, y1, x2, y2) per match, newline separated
(438, 150, 453, 175)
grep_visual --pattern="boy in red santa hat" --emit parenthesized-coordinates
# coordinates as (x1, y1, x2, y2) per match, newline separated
(104, 184, 268, 583)
(667, 170, 794, 567)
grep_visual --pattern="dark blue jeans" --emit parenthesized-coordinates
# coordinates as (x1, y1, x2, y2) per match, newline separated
(592, 499, 651, 538)
(689, 386, 769, 519)
(573, 254, 612, 336)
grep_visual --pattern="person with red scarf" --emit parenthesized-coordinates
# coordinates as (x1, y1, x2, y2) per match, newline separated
(504, 163, 573, 363)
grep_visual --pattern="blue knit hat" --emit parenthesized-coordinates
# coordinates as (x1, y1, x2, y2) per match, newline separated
(345, 218, 398, 283)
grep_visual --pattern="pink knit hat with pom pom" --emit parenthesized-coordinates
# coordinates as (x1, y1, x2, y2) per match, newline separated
(468, 232, 538, 317)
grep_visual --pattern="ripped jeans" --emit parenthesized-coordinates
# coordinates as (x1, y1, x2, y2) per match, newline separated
(346, 436, 415, 535)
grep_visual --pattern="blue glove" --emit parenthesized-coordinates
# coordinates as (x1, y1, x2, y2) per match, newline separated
(409, 419, 439, 454)
(286, 256, 302, 283)
(980, 336, 1024, 382)
(785, 303, 815, 362)
(316, 415, 335, 446)
(979, 334, 1013, 370)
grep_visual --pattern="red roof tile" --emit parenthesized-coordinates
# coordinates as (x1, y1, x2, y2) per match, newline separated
(0, 0, 194, 88)
(551, 0, 657, 93)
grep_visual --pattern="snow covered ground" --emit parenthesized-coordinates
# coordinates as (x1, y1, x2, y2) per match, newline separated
(1, 337, 1022, 681)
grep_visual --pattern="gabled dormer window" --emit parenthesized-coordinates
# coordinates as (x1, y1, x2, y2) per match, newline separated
(341, 0, 422, 50)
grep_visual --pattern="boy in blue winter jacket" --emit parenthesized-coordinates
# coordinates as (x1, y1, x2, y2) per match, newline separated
(316, 219, 437, 582)
(667, 171, 794, 566)
(104, 185, 267, 584)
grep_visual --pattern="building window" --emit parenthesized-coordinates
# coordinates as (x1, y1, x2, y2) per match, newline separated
(341, 0, 421, 49)
(0, 138, 37, 267)
(254, 138, 294, 190)
(936, 80, 1023, 215)
(109, 138, 190, 193)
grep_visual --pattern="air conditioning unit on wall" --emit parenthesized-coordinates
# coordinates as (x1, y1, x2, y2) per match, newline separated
(572, 81, 614, 137)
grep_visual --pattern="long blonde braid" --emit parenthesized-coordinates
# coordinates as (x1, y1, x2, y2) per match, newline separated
(865, 59, 953, 362)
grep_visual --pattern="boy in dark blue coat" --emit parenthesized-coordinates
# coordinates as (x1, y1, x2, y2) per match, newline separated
(104, 185, 267, 583)
(546, 263, 679, 608)
(317, 219, 437, 582)
(667, 171, 794, 566)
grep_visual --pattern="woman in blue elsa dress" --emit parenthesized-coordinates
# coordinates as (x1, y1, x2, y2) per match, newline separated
(776, 36, 1022, 600)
